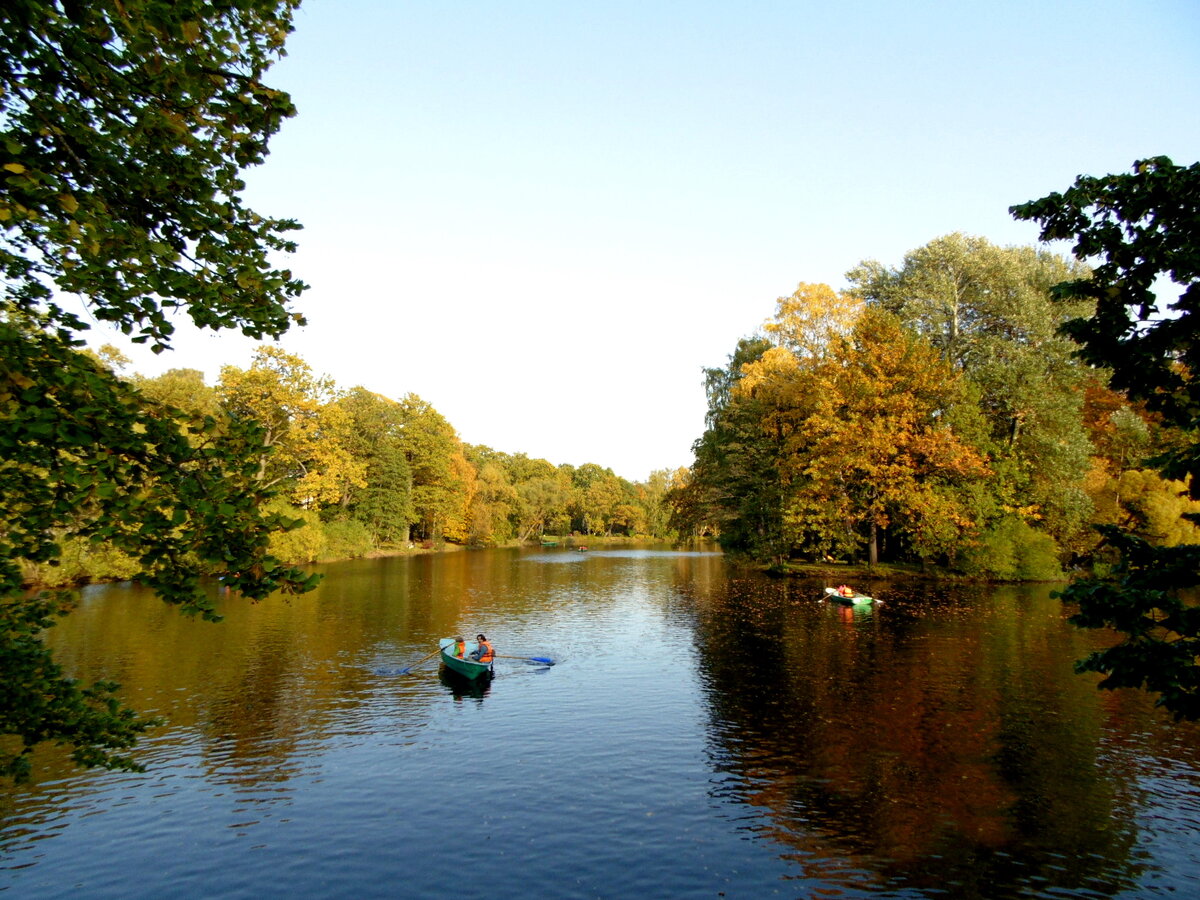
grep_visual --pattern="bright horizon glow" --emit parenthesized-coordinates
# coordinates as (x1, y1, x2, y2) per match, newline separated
(86, 0, 1200, 481)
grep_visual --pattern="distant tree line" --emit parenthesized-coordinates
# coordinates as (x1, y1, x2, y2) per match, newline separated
(18, 344, 685, 587)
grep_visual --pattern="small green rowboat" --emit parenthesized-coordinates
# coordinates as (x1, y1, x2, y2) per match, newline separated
(439, 638, 494, 680)
(824, 586, 875, 605)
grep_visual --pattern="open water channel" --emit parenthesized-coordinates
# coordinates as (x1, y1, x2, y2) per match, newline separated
(2, 546, 1199, 899)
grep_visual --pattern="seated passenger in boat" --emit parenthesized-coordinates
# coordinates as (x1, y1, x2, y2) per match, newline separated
(470, 634, 494, 663)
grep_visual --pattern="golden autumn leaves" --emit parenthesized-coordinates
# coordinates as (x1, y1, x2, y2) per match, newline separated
(722, 284, 988, 564)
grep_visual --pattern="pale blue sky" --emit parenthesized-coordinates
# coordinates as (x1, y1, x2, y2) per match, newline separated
(98, 0, 1200, 480)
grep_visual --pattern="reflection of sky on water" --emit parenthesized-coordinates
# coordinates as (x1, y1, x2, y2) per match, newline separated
(522, 548, 723, 563)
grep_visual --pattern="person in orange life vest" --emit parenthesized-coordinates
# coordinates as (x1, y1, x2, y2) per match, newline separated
(837, 584, 854, 598)
(453, 636, 467, 658)
(470, 633, 494, 663)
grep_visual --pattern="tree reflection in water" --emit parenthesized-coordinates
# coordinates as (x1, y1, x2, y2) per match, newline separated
(689, 576, 1191, 896)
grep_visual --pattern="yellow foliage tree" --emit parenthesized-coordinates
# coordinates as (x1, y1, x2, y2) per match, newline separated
(762, 282, 864, 360)
(739, 308, 990, 564)
(1093, 470, 1200, 547)
(218, 347, 366, 507)
(441, 448, 476, 544)
(467, 460, 520, 545)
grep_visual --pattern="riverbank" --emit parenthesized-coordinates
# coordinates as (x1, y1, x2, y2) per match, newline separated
(357, 533, 649, 561)
(756, 556, 1073, 586)
(18, 534, 679, 591)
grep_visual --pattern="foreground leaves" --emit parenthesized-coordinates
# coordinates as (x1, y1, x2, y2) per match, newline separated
(1, 326, 319, 778)
(1067, 527, 1200, 720)
(1014, 157, 1200, 719)
(1, 0, 312, 780)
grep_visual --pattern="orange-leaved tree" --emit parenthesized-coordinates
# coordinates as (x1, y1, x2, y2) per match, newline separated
(741, 308, 990, 564)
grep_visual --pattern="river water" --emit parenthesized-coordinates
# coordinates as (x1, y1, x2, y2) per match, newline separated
(2, 547, 1199, 899)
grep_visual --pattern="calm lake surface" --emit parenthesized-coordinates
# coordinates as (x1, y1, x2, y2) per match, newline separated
(2, 547, 1199, 899)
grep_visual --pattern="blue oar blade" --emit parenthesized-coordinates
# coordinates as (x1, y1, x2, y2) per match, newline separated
(527, 656, 555, 665)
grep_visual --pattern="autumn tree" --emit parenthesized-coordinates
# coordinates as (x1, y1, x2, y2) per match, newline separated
(640, 469, 682, 539)
(568, 463, 622, 535)
(763, 282, 863, 360)
(511, 458, 572, 540)
(1012, 157, 1200, 719)
(441, 447, 477, 544)
(335, 388, 416, 544)
(740, 308, 989, 565)
(665, 468, 713, 540)
(134, 368, 220, 420)
(462, 446, 531, 545)
(0, 0, 312, 780)
(218, 347, 365, 507)
(848, 235, 1095, 550)
(395, 394, 464, 543)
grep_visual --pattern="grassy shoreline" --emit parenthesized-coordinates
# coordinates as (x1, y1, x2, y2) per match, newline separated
(23, 537, 1072, 591)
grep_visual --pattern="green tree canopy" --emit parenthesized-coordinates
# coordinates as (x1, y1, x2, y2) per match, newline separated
(1, 0, 306, 345)
(848, 234, 1095, 547)
(336, 388, 416, 543)
(395, 394, 463, 542)
(1, 0, 312, 781)
(680, 336, 790, 560)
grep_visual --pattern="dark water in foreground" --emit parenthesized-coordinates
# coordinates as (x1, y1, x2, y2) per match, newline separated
(2, 547, 1199, 899)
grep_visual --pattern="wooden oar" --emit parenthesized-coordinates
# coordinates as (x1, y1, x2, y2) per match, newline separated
(495, 654, 555, 666)
(398, 646, 444, 675)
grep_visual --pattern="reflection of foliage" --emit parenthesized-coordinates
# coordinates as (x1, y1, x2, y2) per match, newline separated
(1, 593, 159, 782)
(692, 579, 1146, 894)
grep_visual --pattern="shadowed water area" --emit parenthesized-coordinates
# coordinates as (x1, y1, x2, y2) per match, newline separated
(2, 547, 1199, 898)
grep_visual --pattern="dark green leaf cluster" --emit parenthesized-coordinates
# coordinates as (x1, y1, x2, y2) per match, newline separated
(1, 0, 307, 347)
(1011, 157, 1199, 492)
(1, 323, 319, 776)
(1014, 157, 1200, 720)
(1, 0, 315, 780)
(1064, 526, 1200, 720)
(0, 590, 159, 781)
(680, 338, 791, 560)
